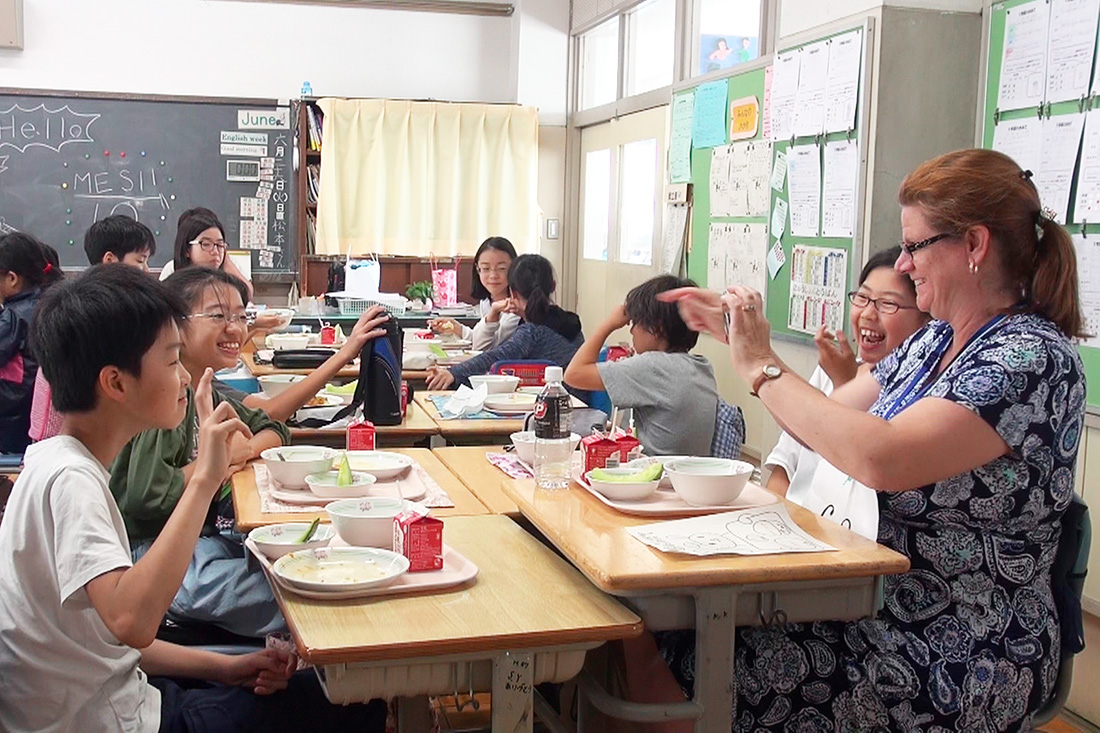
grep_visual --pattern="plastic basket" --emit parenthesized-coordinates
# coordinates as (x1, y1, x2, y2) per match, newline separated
(490, 360, 555, 387)
(336, 295, 408, 317)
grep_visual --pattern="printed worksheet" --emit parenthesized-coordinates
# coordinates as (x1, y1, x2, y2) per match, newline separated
(1037, 113, 1085, 224)
(991, 116, 1043, 174)
(788, 244, 848, 335)
(709, 145, 738, 217)
(661, 203, 690, 275)
(822, 140, 859, 238)
(670, 92, 694, 183)
(628, 504, 836, 557)
(725, 222, 769, 296)
(792, 40, 830, 137)
(1074, 233, 1100, 348)
(707, 225, 727, 290)
(787, 145, 821, 237)
(1045, 0, 1100, 104)
(824, 29, 863, 133)
(1073, 109, 1100, 223)
(769, 50, 801, 141)
(998, 0, 1051, 111)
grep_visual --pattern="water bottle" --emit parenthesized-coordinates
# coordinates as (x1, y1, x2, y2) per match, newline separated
(301, 81, 313, 97)
(534, 366, 573, 490)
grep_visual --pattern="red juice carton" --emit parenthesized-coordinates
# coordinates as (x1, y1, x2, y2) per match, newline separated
(346, 417, 375, 451)
(393, 509, 443, 572)
(581, 431, 641, 474)
(320, 325, 337, 345)
(400, 380, 409, 417)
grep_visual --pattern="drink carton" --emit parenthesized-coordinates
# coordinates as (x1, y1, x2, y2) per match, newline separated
(393, 510, 443, 572)
(347, 417, 376, 451)
(581, 431, 641, 474)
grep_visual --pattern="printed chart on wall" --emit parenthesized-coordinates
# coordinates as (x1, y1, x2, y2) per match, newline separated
(765, 25, 867, 340)
(982, 0, 1100, 407)
(0, 92, 297, 273)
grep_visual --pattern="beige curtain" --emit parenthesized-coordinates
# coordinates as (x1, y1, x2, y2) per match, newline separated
(315, 98, 539, 257)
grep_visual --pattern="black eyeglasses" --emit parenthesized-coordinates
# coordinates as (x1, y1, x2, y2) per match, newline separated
(900, 232, 953, 257)
(847, 292, 918, 315)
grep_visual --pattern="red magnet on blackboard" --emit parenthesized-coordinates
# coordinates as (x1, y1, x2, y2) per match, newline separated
(103, 150, 110, 156)
(120, 152, 126, 158)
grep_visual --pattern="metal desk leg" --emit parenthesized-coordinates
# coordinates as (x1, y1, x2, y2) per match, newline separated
(492, 650, 535, 732)
(396, 694, 432, 732)
(692, 587, 738, 733)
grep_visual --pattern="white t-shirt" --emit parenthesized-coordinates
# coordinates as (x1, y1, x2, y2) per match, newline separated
(157, 260, 174, 281)
(462, 298, 520, 352)
(765, 366, 833, 506)
(0, 436, 160, 732)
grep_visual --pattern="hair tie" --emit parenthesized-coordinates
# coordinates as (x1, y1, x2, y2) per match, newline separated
(42, 263, 53, 274)
(1035, 206, 1056, 243)
(1020, 169, 1034, 180)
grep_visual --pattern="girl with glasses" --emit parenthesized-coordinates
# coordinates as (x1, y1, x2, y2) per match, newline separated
(658, 148, 1086, 731)
(160, 208, 254, 303)
(427, 236, 520, 351)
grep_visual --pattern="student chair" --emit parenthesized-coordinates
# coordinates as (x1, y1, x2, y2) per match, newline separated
(1032, 493, 1091, 726)
(490, 359, 557, 387)
(709, 398, 745, 460)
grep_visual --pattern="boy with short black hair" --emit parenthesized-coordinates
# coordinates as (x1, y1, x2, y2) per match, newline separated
(83, 214, 156, 270)
(565, 274, 719, 456)
(0, 265, 383, 731)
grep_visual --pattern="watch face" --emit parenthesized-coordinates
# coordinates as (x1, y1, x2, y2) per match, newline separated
(764, 364, 782, 378)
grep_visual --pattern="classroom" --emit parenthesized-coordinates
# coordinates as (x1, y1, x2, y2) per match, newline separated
(0, 0, 1097, 730)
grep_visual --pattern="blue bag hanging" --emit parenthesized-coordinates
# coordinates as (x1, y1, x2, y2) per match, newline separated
(356, 317, 403, 426)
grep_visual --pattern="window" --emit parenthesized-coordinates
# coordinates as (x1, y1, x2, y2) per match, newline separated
(695, 0, 763, 77)
(583, 149, 612, 261)
(618, 139, 657, 265)
(580, 18, 620, 111)
(625, 0, 676, 97)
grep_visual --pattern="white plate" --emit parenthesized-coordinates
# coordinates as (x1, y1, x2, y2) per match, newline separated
(345, 451, 415, 480)
(273, 546, 409, 592)
(575, 469, 777, 516)
(483, 393, 538, 415)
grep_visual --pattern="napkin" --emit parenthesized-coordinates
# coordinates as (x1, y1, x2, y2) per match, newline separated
(439, 383, 488, 419)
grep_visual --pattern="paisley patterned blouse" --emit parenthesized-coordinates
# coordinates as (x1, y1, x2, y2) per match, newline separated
(660, 313, 1086, 732)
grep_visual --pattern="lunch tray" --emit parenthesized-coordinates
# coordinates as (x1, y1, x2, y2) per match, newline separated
(574, 468, 777, 517)
(245, 536, 478, 600)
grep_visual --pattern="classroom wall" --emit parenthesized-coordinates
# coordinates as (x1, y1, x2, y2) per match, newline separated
(779, 0, 984, 37)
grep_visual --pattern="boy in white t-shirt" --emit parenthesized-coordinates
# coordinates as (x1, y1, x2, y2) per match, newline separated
(0, 265, 384, 732)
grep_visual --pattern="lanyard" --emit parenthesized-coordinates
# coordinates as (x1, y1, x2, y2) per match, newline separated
(879, 315, 1008, 421)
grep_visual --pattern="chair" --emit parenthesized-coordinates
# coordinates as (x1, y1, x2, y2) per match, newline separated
(1032, 493, 1090, 726)
(490, 359, 557, 387)
(709, 399, 745, 460)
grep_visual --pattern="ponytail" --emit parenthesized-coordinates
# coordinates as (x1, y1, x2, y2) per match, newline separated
(0, 233, 65, 291)
(523, 286, 552, 325)
(1031, 218, 1085, 338)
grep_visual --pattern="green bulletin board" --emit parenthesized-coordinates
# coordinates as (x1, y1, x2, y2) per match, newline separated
(682, 24, 868, 342)
(981, 0, 1100, 409)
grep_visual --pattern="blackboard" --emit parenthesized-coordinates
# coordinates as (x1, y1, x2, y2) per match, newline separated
(0, 90, 297, 274)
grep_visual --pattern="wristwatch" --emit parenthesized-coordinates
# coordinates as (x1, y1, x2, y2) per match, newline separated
(750, 364, 783, 397)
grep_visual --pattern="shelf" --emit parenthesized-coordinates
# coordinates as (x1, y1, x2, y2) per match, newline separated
(306, 150, 321, 158)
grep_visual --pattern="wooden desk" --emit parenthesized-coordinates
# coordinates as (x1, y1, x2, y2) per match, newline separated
(243, 351, 425, 383)
(271, 515, 642, 731)
(501, 477, 909, 731)
(231, 448, 489, 532)
(431, 445, 518, 517)
(288, 401, 440, 447)
(415, 391, 528, 442)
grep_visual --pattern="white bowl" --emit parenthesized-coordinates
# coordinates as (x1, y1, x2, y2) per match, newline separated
(248, 522, 336, 560)
(305, 469, 378, 498)
(510, 431, 581, 467)
(273, 546, 409, 592)
(345, 451, 415, 480)
(326, 497, 425, 548)
(258, 374, 306, 397)
(267, 333, 311, 351)
(261, 446, 339, 489)
(468, 374, 521, 394)
(584, 467, 661, 501)
(664, 458, 754, 506)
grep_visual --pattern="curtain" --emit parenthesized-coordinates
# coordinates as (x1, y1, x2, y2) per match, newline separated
(315, 98, 539, 257)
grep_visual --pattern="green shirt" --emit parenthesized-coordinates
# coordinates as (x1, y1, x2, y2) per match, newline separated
(109, 386, 290, 542)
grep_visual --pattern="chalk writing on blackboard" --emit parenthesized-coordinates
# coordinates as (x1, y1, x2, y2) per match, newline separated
(0, 104, 99, 154)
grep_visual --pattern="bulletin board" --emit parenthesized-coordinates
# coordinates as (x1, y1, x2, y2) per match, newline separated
(979, 0, 1100, 409)
(679, 19, 874, 343)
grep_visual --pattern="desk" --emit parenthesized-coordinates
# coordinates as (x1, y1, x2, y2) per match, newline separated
(243, 352, 426, 383)
(417, 390, 585, 443)
(231, 449, 489, 532)
(501, 478, 909, 731)
(431, 445, 519, 517)
(271, 514, 642, 731)
(288, 402, 439, 447)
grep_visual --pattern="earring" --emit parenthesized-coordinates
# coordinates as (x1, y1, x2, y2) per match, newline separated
(969, 261, 978, 275)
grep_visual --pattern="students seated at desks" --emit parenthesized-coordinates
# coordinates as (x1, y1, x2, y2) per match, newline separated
(765, 246, 929, 539)
(0, 266, 384, 731)
(425, 254, 589, 400)
(564, 275, 718, 456)
(169, 267, 391, 422)
(31, 216, 159, 443)
(0, 233, 63, 454)
(110, 268, 290, 638)
(428, 236, 521, 350)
